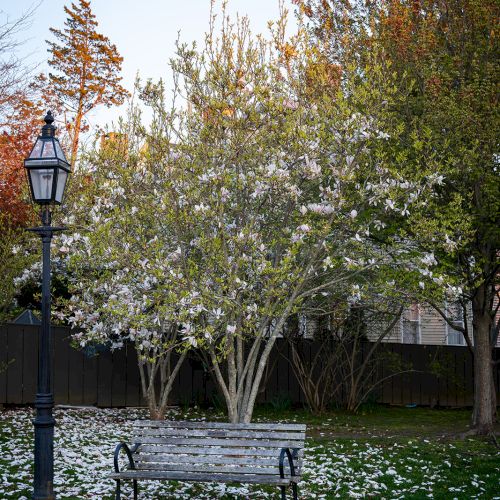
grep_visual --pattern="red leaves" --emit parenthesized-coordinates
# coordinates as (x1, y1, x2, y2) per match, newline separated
(0, 96, 42, 227)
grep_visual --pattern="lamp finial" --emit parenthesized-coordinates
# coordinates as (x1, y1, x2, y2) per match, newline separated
(42, 111, 56, 137)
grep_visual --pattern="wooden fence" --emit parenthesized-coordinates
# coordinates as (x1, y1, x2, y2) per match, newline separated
(1, 324, 499, 407)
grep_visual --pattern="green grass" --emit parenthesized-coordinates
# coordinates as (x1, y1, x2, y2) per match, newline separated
(303, 437, 499, 499)
(251, 405, 477, 438)
(0, 405, 498, 499)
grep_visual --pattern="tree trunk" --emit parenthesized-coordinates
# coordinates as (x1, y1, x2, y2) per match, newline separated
(70, 105, 83, 165)
(471, 287, 496, 434)
(138, 349, 187, 421)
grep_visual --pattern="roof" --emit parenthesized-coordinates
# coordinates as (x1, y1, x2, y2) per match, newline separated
(12, 309, 41, 325)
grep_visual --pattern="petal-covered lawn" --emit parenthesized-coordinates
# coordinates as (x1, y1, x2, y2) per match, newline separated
(0, 407, 498, 499)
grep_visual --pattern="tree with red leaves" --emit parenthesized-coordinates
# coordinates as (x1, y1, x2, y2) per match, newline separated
(0, 6, 43, 227)
(0, 96, 42, 226)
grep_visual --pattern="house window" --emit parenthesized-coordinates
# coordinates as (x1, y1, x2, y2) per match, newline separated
(446, 302, 465, 345)
(298, 315, 319, 338)
(298, 315, 308, 337)
(401, 303, 420, 344)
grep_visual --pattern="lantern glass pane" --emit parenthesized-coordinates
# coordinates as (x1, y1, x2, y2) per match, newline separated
(41, 141, 55, 158)
(54, 140, 67, 162)
(29, 168, 54, 201)
(54, 169, 68, 203)
(29, 139, 44, 159)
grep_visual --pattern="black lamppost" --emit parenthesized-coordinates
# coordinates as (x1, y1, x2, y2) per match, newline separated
(25, 111, 71, 500)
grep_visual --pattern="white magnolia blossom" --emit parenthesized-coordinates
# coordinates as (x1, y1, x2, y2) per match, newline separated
(421, 253, 438, 267)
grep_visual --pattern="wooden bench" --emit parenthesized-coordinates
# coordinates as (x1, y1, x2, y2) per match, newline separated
(110, 420, 306, 499)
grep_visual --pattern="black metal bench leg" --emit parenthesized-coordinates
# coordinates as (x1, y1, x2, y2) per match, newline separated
(280, 485, 287, 500)
(292, 483, 298, 500)
(115, 478, 136, 500)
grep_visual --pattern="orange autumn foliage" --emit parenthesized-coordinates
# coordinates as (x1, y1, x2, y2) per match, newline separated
(0, 96, 42, 227)
(305, 59, 342, 96)
(47, 0, 129, 164)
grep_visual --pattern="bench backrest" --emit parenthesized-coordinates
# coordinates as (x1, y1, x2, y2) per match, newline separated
(131, 420, 306, 478)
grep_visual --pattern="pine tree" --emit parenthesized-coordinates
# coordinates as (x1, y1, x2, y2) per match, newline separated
(46, 0, 129, 164)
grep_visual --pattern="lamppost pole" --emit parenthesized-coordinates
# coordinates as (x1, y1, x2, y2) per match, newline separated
(24, 111, 71, 500)
(32, 206, 56, 500)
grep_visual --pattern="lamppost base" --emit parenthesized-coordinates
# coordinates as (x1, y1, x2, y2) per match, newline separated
(33, 492, 56, 500)
(33, 393, 55, 500)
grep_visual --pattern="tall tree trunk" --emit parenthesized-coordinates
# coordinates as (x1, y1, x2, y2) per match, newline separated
(471, 285, 496, 434)
(70, 104, 83, 165)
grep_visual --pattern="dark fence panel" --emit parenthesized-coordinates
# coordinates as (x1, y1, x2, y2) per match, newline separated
(1, 324, 498, 408)
(0, 326, 7, 403)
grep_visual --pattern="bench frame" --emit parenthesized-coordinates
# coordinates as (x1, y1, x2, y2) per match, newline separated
(112, 421, 304, 500)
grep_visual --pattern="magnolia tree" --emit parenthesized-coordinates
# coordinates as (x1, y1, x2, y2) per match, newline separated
(0, 214, 38, 320)
(15, 7, 443, 423)
(150, 10, 441, 423)
(51, 101, 195, 419)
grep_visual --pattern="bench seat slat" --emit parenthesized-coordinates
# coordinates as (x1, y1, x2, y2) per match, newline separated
(132, 420, 306, 431)
(135, 428, 305, 440)
(134, 462, 300, 475)
(138, 444, 304, 458)
(136, 437, 305, 448)
(135, 453, 302, 468)
(110, 470, 297, 485)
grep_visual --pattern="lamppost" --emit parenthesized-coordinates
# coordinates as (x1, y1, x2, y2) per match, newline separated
(24, 111, 71, 500)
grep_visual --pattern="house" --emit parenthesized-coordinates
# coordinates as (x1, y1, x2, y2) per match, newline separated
(369, 301, 500, 347)
(295, 297, 500, 348)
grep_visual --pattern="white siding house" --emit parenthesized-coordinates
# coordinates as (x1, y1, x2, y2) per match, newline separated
(368, 301, 500, 347)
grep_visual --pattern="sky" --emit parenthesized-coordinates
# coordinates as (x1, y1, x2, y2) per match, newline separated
(1, 0, 296, 133)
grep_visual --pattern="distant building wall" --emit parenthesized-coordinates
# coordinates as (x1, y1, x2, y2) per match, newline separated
(367, 302, 500, 347)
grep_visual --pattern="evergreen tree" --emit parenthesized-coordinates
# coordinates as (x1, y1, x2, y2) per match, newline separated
(47, 0, 129, 164)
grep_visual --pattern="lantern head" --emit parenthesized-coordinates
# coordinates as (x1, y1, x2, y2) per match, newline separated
(24, 111, 71, 205)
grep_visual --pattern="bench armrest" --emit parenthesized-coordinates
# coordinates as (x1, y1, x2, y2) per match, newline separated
(114, 442, 139, 473)
(279, 447, 298, 480)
